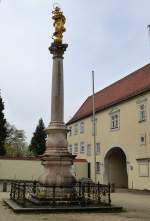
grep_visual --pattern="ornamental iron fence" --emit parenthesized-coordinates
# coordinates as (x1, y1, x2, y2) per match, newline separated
(10, 180, 111, 208)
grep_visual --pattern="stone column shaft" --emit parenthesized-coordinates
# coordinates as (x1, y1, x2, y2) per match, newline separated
(38, 43, 75, 187)
(51, 56, 64, 123)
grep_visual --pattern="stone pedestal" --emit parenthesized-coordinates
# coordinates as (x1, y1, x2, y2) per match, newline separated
(38, 43, 76, 187)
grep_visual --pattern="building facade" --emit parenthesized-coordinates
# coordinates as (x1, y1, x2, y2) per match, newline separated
(67, 64, 150, 190)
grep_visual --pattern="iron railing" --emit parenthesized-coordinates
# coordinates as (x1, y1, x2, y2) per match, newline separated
(10, 181, 111, 208)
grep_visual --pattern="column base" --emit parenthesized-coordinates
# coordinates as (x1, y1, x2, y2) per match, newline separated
(38, 154, 76, 186)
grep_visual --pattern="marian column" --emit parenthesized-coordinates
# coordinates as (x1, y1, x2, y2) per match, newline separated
(38, 7, 75, 187)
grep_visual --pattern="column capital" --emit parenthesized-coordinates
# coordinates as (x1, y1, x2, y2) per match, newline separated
(49, 43, 68, 57)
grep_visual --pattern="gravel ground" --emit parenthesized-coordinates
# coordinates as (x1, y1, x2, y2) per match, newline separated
(0, 191, 150, 221)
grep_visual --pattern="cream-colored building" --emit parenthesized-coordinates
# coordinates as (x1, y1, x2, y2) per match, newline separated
(67, 63, 150, 190)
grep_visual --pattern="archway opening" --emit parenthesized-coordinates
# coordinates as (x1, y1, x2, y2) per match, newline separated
(104, 147, 128, 188)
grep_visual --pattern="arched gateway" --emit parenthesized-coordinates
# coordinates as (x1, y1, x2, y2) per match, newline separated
(104, 147, 128, 188)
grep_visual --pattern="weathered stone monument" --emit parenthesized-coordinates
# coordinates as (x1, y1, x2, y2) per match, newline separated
(6, 6, 117, 212)
(38, 6, 75, 188)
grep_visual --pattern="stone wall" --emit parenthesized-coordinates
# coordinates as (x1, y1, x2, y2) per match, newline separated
(0, 157, 88, 182)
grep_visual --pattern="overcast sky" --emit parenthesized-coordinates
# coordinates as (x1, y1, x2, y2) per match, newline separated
(0, 0, 150, 143)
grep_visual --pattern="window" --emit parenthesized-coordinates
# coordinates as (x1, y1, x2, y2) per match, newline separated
(74, 143, 78, 154)
(68, 126, 72, 136)
(96, 143, 100, 155)
(139, 104, 146, 122)
(91, 117, 97, 136)
(109, 108, 120, 130)
(68, 145, 72, 154)
(96, 162, 100, 174)
(140, 134, 146, 145)
(80, 121, 84, 134)
(111, 113, 119, 129)
(80, 142, 85, 154)
(138, 160, 149, 177)
(136, 98, 147, 122)
(74, 123, 78, 135)
(87, 144, 91, 156)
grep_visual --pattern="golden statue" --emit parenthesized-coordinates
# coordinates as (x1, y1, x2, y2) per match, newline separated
(52, 7, 66, 44)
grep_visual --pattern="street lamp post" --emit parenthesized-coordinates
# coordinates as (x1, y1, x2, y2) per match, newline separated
(92, 70, 96, 183)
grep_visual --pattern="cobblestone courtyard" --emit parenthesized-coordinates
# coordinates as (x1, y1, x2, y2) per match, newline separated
(0, 190, 150, 221)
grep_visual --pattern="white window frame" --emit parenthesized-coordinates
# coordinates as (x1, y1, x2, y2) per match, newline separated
(74, 123, 78, 135)
(68, 145, 72, 154)
(96, 162, 100, 174)
(80, 121, 84, 134)
(111, 113, 119, 129)
(68, 126, 72, 136)
(87, 144, 91, 156)
(74, 143, 78, 154)
(109, 109, 120, 131)
(139, 103, 146, 122)
(96, 143, 100, 155)
(80, 142, 85, 154)
(136, 98, 147, 123)
(91, 117, 97, 136)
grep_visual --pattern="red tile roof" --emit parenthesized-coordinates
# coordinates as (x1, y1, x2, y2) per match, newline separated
(67, 63, 150, 125)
